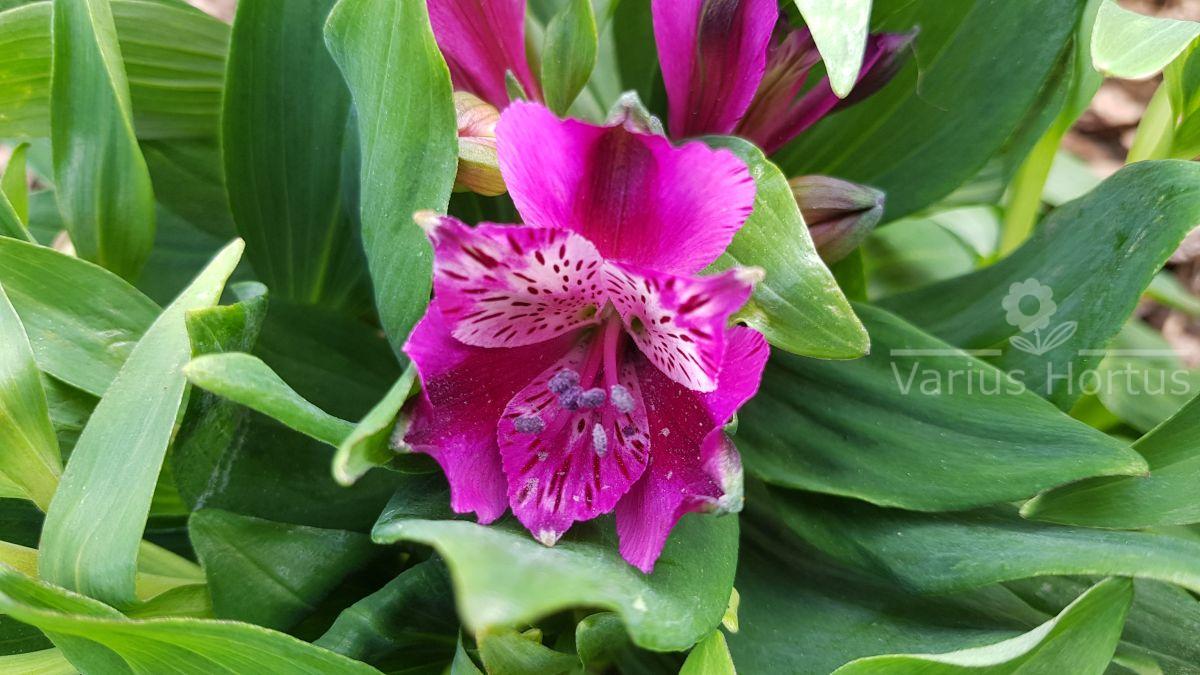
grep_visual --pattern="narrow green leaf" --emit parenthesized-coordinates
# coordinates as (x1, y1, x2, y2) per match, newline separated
(50, 0, 156, 279)
(0, 566, 381, 673)
(479, 628, 578, 675)
(39, 240, 243, 608)
(333, 367, 418, 486)
(1093, 321, 1200, 432)
(140, 139, 236, 239)
(541, 0, 598, 115)
(738, 304, 1145, 511)
(0, 283, 61, 511)
(1023, 389, 1200, 529)
(188, 509, 376, 630)
(1091, 0, 1200, 79)
(373, 479, 738, 652)
(0, 187, 31, 242)
(325, 0, 458, 354)
(184, 352, 355, 447)
(680, 630, 735, 675)
(222, 0, 367, 308)
(1, 142, 28, 224)
(575, 612, 630, 670)
(0, 649, 73, 674)
(0, 1, 228, 140)
(1146, 271, 1200, 318)
(883, 161, 1200, 409)
(775, 0, 1083, 220)
(774, 491, 1200, 596)
(793, 0, 871, 98)
(706, 136, 868, 359)
(833, 578, 1130, 674)
(0, 237, 158, 396)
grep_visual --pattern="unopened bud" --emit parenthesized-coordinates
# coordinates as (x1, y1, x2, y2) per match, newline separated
(790, 175, 885, 264)
(453, 91, 506, 196)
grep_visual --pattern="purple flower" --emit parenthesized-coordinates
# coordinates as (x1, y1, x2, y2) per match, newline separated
(654, 0, 915, 153)
(403, 101, 769, 572)
(427, 0, 542, 108)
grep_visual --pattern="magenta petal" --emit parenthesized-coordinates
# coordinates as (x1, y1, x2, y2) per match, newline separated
(403, 305, 576, 523)
(427, 0, 540, 108)
(606, 264, 758, 392)
(652, 0, 778, 138)
(615, 327, 768, 572)
(498, 101, 757, 274)
(498, 337, 651, 545)
(421, 214, 607, 348)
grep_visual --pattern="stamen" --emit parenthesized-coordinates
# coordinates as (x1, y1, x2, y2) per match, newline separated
(592, 423, 608, 456)
(547, 369, 580, 394)
(577, 388, 606, 408)
(513, 414, 544, 434)
(559, 385, 583, 410)
(609, 384, 635, 413)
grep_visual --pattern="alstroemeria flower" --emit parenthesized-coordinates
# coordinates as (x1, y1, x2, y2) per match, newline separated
(427, 0, 542, 108)
(654, 0, 914, 153)
(403, 101, 769, 572)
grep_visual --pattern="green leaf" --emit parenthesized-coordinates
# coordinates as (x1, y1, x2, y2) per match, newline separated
(882, 161, 1200, 409)
(0, 649, 72, 673)
(541, 0, 598, 115)
(1093, 321, 1200, 433)
(222, 0, 367, 308)
(325, 0, 458, 354)
(188, 509, 376, 631)
(50, 0, 156, 279)
(478, 628, 578, 675)
(793, 0, 871, 99)
(774, 491, 1200, 596)
(140, 139, 235, 240)
(0, 187, 31, 243)
(1022, 389, 1200, 529)
(184, 352, 355, 447)
(0, 566, 381, 673)
(774, 0, 1084, 220)
(0, 1, 228, 140)
(832, 578, 1130, 674)
(1091, 0, 1200, 79)
(575, 612, 630, 670)
(315, 559, 457, 663)
(372, 482, 738, 652)
(333, 367, 418, 486)
(1146, 271, 1200, 318)
(38, 240, 242, 608)
(738, 304, 1145, 511)
(680, 630, 735, 675)
(0, 282, 60, 511)
(1, 142, 28, 224)
(706, 136, 868, 359)
(0, 237, 158, 397)
(864, 207, 996, 298)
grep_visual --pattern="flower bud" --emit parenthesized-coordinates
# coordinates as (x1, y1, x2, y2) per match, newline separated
(790, 175, 885, 263)
(453, 91, 506, 196)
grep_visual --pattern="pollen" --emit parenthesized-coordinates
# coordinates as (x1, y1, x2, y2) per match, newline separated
(610, 384, 635, 413)
(513, 414, 544, 434)
(592, 423, 608, 456)
(547, 369, 580, 394)
(577, 388, 607, 408)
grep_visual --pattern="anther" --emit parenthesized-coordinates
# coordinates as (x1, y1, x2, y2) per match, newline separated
(513, 414, 544, 434)
(547, 369, 580, 394)
(592, 423, 608, 456)
(559, 385, 583, 410)
(577, 388, 606, 408)
(610, 384, 635, 413)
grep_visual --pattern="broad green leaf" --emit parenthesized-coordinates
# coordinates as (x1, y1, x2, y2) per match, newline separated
(738, 304, 1145, 511)
(333, 367, 418, 486)
(541, 0, 598, 115)
(184, 352, 355, 447)
(188, 509, 376, 630)
(883, 161, 1200, 409)
(325, 0, 458, 354)
(451, 635, 485, 675)
(1093, 321, 1200, 433)
(0, 566, 381, 673)
(774, 0, 1083, 220)
(140, 139, 235, 239)
(222, 0, 367, 308)
(0, 283, 59, 510)
(0, 187, 30, 242)
(611, 0, 659, 114)
(864, 207, 997, 298)
(133, 204, 234, 306)
(0, 649, 72, 674)
(1091, 0, 1200, 79)
(39, 241, 242, 608)
(793, 0, 871, 98)
(680, 630, 735, 675)
(1, 142, 28, 224)
(774, 491, 1200, 596)
(575, 612, 630, 670)
(832, 578, 1130, 674)
(0, 1, 228, 140)
(1022, 389, 1200, 529)
(707, 136, 868, 359)
(479, 628, 577, 675)
(315, 559, 457, 664)
(0, 541, 203, 605)
(373, 480, 738, 652)
(0, 234, 158, 397)
(50, 0, 156, 279)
